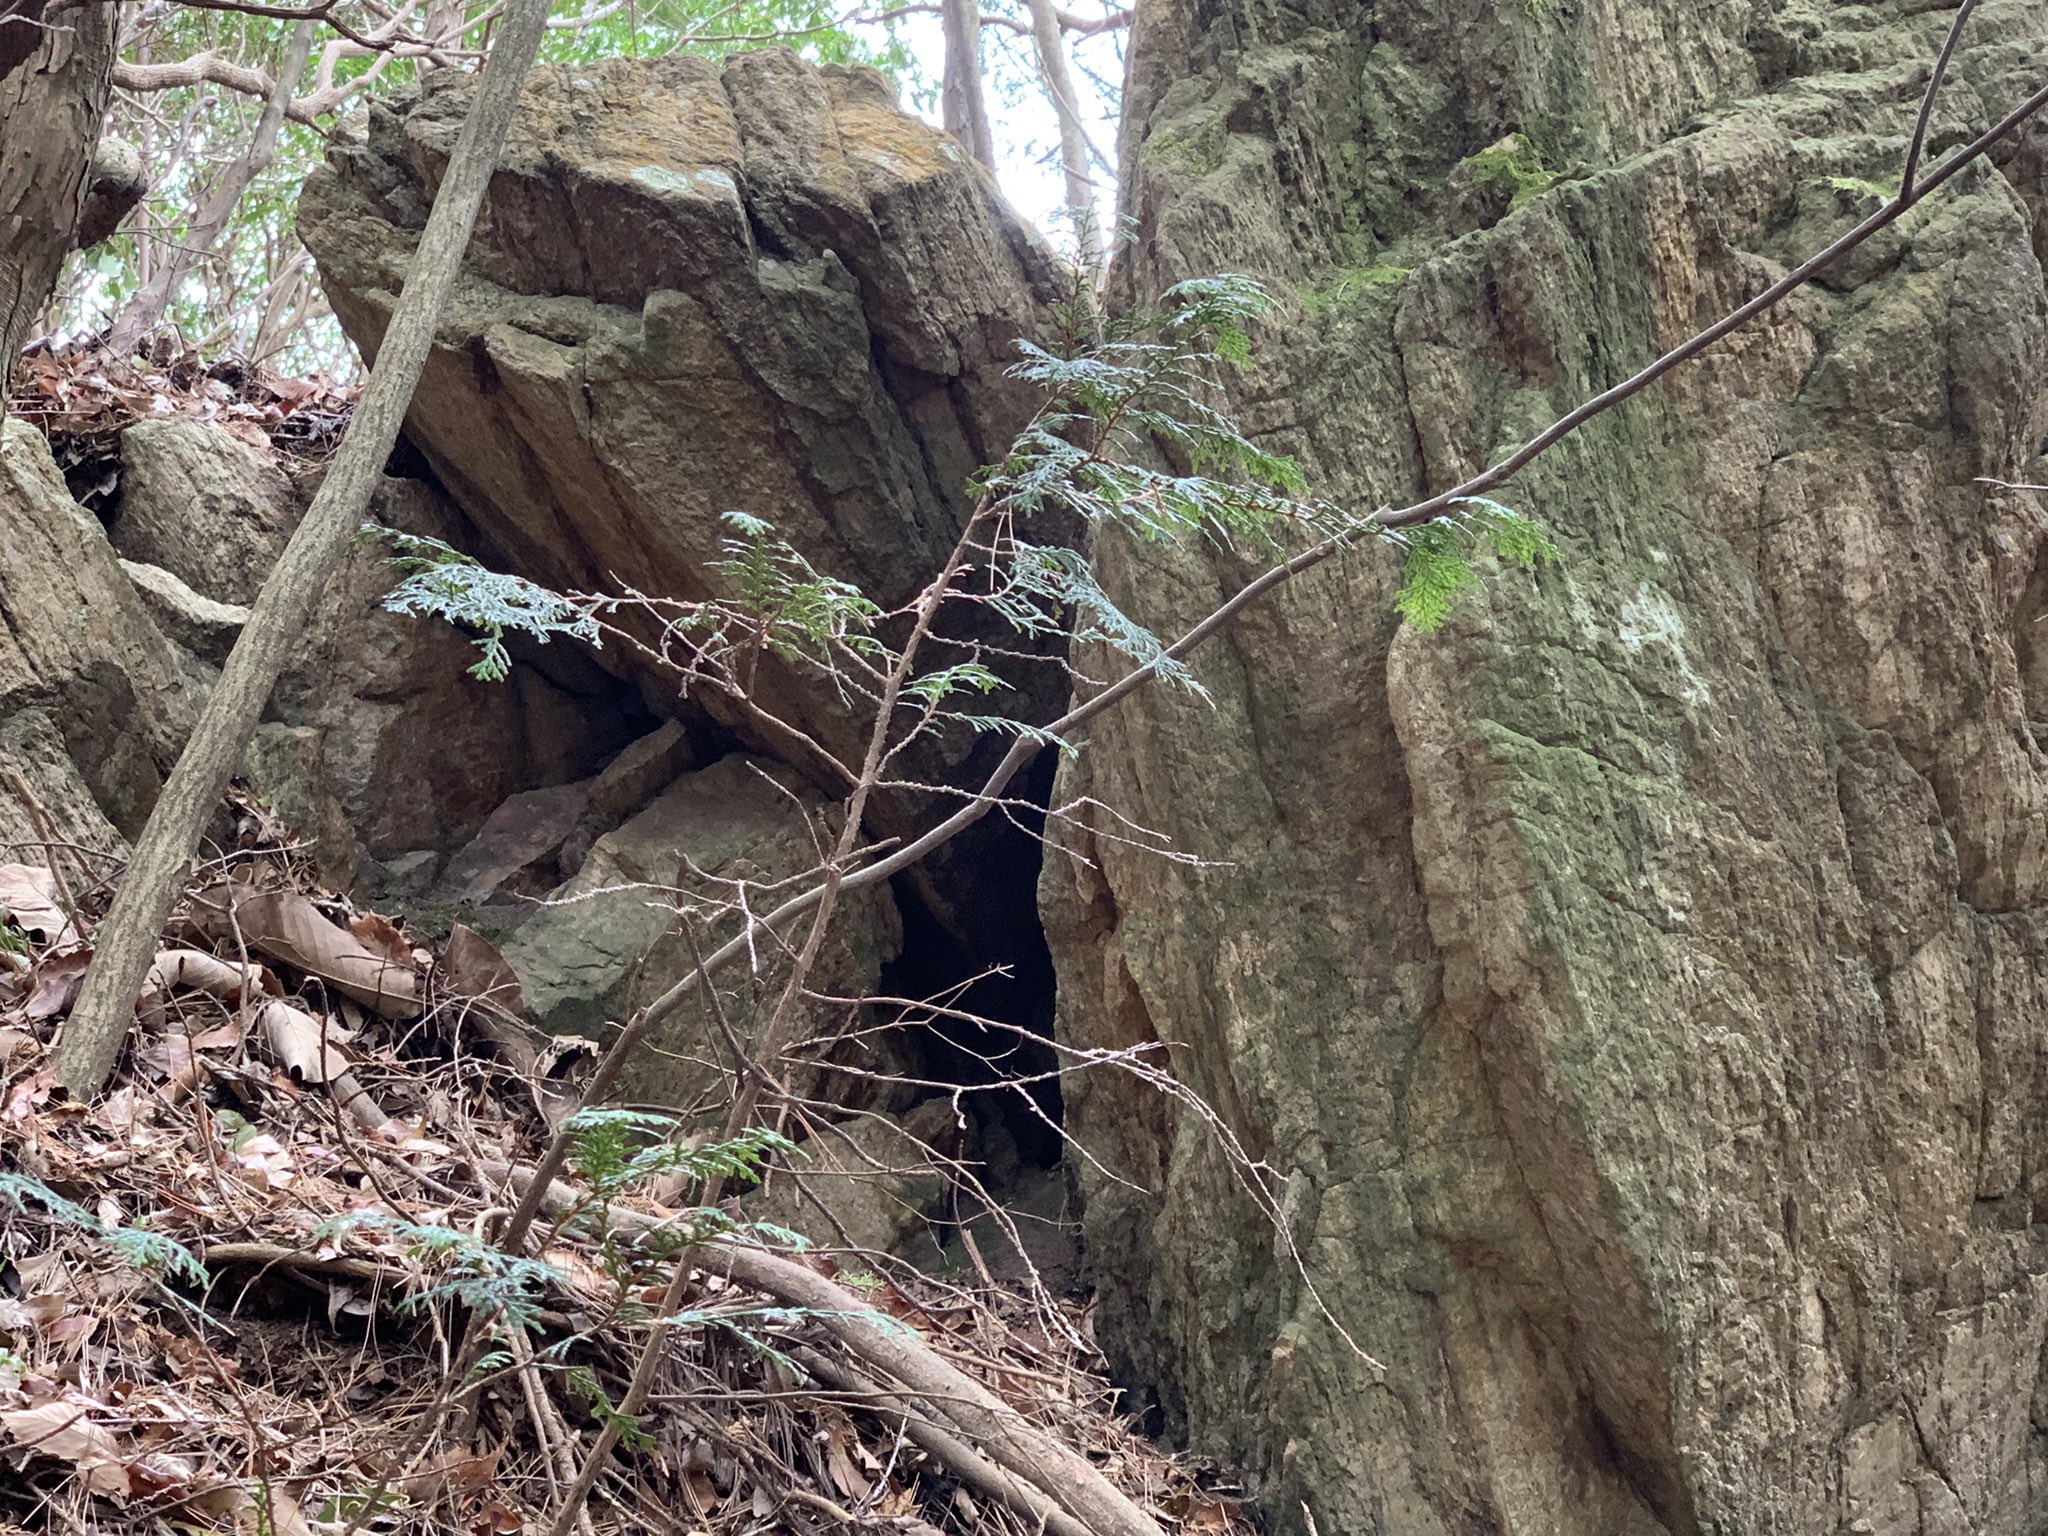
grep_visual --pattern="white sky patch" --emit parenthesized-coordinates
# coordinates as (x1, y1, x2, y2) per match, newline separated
(890, 7, 1124, 253)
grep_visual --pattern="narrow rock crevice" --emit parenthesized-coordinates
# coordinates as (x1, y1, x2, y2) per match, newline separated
(877, 750, 1065, 1183)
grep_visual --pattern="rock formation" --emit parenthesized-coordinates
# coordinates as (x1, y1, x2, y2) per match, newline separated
(0, 7, 2023, 1528)
(252, 472, 641, 897)
(0, 403, 660, 906)
(493, 751, 902, 1107)
(0, 420, 189, 850)
(111, 418, 301, 606)
(1041, 1, 2048, 1532)
(297, 49, 1073, 942)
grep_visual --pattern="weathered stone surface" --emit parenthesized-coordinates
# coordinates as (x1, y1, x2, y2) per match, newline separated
(749, 1099, 958, 1256)
(247, 475, 639, 893)
(498, 752, 901, 1111)
(0, 420, 189, 848)
(111, 418, 300, 605)
(563, 719, 698, 873)
(0, 707, 125, 856)
(434, 780, 593, 908)
(435, 722, 699, 907)
(297, 48, 1068, 943)
(118, 558, 250, 665)
(1043, 2, 2048, 1533)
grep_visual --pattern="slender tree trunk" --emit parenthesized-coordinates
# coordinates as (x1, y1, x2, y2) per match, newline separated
(1023, 0, 1099, 278)
(55, 0, 557, 1098)
(418, 0, 466, 72)
(104, 20, 315, 356)
(940, 0, 995, 171)
(0, 0, 122, 416)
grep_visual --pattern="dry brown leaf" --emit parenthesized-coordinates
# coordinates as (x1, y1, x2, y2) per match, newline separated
(440, 924, 537, 1073)
(348, 911, 411, 970)
(441, 924, 523, 1013)
(44, 1314, 95, 1345)
(89, 1086, 144, 1134)
(824, 1420, 870, 1500)
(17, 1294, 67, 1332)
(539, 1245, 614, 1303)
(399, 1446, 500, 1500)
(682, 1469, 721, 1514)
(0, 1026, 37, 1073)
(3, 1068, 53, 1122)
(879, 1483, 918, 1517)
(121, 1451, 197, 1499)
(254, 1001, 349, 1084)
(0, 864, 78, 948)
(139, 1033, 200, 1087)
(141, 1013, 243, 1093)
(254, 1487, 317, 1536)
(23, 950, 90, 1020)
(146, 949, 267, 1003)
(199, 886, 419, 1017)
(1, 1399, 131, 1498)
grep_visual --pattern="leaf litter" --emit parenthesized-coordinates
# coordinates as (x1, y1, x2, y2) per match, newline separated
(7, 341, 356, 514)
(0, 792, 1250, 1536)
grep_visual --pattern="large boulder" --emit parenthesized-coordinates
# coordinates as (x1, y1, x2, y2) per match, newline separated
(1043, 2, 2048, 1533)
(0, 420, 189, 850)
(111, 418, 301, 605)
(297, 49, 1070, 943)
(434, 719, 700, 907)
(251, 475, 645, 895)
(496, 752, 902, 1111)
(85, 410, 644, 896)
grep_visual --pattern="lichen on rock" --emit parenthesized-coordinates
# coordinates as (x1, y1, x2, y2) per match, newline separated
(1043, 0, 2048, 1531)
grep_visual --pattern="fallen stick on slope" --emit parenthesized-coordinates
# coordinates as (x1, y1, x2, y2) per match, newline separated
(788, 1343, 1094, 1536)
(479, 1158, 1166, 1536)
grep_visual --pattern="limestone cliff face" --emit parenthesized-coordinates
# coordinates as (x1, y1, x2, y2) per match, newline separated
(1042, 1, 2048, 1532)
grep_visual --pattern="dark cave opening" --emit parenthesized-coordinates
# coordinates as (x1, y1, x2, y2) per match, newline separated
(877, 750, 1067, 1184)
(383, 429, 1076, 1203)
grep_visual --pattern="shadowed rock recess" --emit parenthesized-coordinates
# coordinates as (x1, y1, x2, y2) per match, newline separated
(293, 13, 2048, 1534)
(1040, 0, 2048, 1532)
(297, 49, 1070, 942)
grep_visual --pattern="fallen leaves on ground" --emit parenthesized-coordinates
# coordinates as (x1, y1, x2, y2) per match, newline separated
(0, 802, 1251, 1536)
(0, 864, 81, 950)
(6, 340, 356, 513)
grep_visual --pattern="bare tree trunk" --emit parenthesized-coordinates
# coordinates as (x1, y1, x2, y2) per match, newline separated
(55, 0, 557, 1098)
(1023, 0, 1099, 278)
(418, 0, 465, 72)
(104, 20, 315, 356)
(0, 0, 122, 415)
(940, 0, 995, 171)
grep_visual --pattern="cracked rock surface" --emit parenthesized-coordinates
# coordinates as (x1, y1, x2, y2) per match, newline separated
(299, 49, 1069, 942)
(1042, 1, 2048, 1531)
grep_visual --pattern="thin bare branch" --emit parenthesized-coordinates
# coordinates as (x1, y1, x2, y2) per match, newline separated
(1900, 0, 1979, 199)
